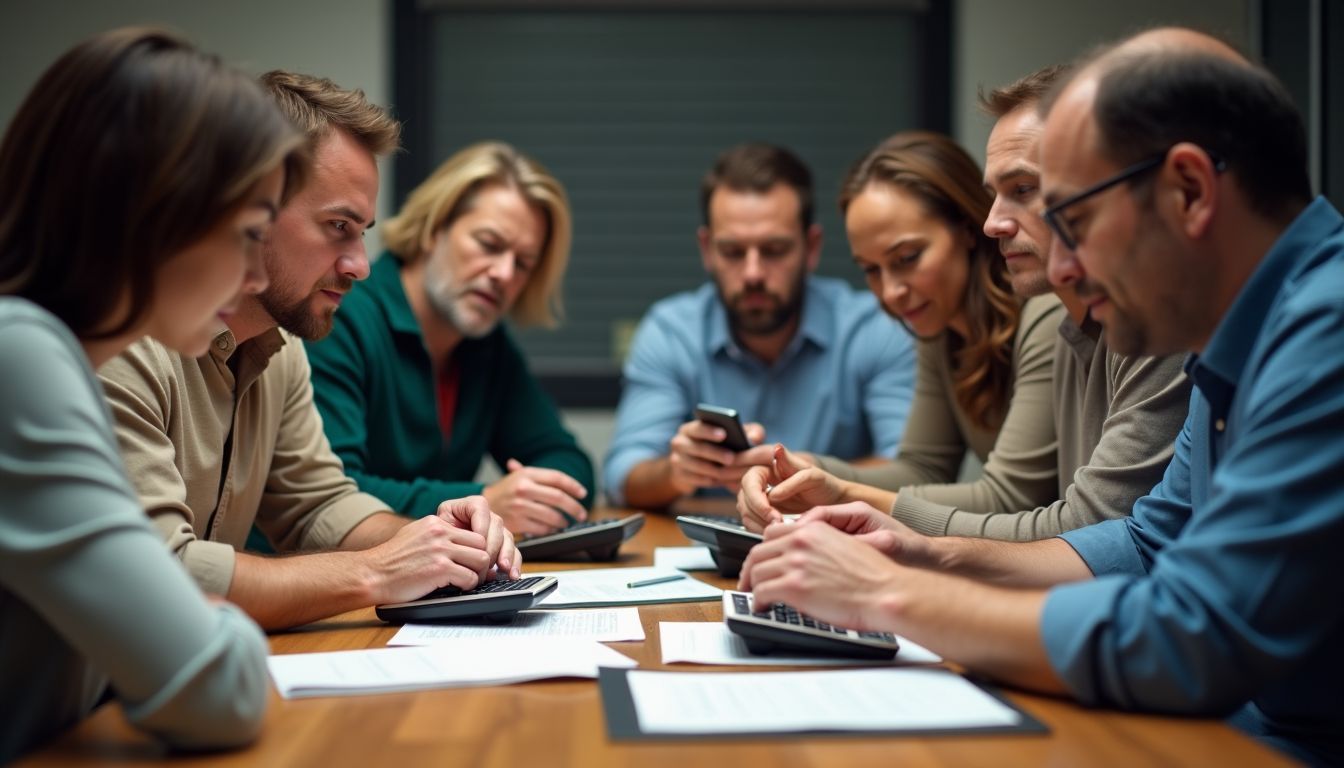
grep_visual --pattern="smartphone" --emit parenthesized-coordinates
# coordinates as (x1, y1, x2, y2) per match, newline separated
(694, 403, 753, 452)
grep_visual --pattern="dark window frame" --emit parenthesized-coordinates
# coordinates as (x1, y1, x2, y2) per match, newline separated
(391, 0, 952, 407)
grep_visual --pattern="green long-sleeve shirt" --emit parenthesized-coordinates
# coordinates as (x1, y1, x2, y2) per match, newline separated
(304, 255, 594, 520)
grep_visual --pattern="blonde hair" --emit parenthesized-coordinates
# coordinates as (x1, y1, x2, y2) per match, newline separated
(382, 141, 571, 328)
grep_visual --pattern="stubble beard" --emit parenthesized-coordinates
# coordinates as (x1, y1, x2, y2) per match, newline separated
(1002, 243, 1052, 298)
(255, 246, 348, 341)
(425, 268, 498, 340)
(722, 271, 806, 339)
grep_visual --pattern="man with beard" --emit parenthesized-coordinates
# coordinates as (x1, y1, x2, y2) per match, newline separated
(894, 64, 1193, 538)
(737, 29, 1344, 764)
(99, 72, 519, 630)
(303, 142, 595, 538)
(605, 143, 915, 509)
(740, 76, 1193, 540)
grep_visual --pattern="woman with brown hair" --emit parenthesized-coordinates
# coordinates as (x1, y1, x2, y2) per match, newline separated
(739, 131, 1062, 532)
(0, 27, 307, 760)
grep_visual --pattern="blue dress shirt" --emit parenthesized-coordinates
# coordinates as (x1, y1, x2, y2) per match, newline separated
(603, 276, 916, 505)
(1042, 198, 1344, 765)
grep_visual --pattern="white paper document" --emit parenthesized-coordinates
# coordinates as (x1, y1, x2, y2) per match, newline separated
(386, 608, 645, 645)
(658, 622, 941, 666)
(267, 638, 636, 699)
(653, 546, 718, 571)
(531, 566, 722, 608)
(625, 668, 1021, 734)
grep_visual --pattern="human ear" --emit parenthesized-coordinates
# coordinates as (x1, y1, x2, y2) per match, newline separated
(1164, 142, 1219, 240)
(697, 226, 714, 272)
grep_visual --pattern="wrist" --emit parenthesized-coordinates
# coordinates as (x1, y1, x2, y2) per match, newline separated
(927, 536, 968, 575)
(845, 481, 895, 511)
(661, 457, 696, 497)
(869, 567, 911, 631)
(836, 478, 857, 502)
(349, 548, 389, 605)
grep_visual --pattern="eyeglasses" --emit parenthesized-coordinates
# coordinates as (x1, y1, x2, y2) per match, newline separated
(1041, 148, 1226, 250)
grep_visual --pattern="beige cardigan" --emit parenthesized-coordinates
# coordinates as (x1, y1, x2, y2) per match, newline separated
(815, 294, 1064, 530)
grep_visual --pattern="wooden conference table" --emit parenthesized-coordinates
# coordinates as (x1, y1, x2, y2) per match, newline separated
(22, 507, 1293, 768)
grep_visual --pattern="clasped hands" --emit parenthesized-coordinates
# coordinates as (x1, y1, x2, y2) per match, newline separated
(737, 444, 853, 532)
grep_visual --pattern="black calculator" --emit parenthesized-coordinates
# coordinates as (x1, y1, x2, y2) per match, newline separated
(375, 575, 559, 624)
(674, 514, 762, 577)
(722, 591, 900, 660)
(515, 514, 645, 561)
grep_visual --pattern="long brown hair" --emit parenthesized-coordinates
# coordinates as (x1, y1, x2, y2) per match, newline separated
(840, 131, 1021, 431)
(0, 27, 309, 339)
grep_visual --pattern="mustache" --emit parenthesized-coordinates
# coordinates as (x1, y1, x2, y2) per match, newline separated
(318, 276, 354, 294)
(732, 287, 779, 300)
(999, 240, 1041, 258)
(466, 281, 503, 303)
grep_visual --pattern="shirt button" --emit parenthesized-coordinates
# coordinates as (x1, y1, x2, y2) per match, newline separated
(1214, 418, 1226, 432)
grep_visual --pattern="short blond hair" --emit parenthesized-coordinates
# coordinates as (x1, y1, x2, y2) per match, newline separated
(382, 141, 571, 328)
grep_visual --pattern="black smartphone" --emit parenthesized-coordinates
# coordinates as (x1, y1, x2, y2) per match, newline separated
(694, 403, 752, 452)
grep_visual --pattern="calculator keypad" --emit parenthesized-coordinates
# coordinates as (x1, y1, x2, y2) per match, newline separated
(731, 592, 897, 643)
(421, 576, 543, 601)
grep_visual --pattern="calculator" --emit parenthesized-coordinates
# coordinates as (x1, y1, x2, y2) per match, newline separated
(722, 591, 901, 660)
(674, 514, 762, 577)
(516, 514, 645, 561)
(375, 575, 559, 624)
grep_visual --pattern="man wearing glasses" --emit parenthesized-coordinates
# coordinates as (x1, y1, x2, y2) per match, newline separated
(932, 64, 1193, 541)
(736, 28, 1344, 765)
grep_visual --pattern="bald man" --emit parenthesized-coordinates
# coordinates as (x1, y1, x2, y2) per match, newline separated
(735, 28, 1344, 764)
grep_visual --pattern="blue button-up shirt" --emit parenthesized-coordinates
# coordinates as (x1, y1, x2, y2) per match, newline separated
(603, 276, 915, 505)
(1042, 198, 1344, 765)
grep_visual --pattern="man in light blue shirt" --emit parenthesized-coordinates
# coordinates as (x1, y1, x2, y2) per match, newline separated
(605, 143, 915, 509)
(736, 29, 1344, 765)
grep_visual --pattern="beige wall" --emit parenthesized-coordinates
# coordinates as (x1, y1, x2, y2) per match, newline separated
(0, 0, 394, 250)
(954, 0, 1252, 163)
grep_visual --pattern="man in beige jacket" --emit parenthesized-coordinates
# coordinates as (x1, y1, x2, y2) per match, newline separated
(100, 71, 518, 630)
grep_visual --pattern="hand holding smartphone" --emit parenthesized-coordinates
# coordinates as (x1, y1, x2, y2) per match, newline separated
(694, 403, 753, 452)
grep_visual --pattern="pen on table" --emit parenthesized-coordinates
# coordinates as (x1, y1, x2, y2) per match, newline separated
(627, 574, 687, 589)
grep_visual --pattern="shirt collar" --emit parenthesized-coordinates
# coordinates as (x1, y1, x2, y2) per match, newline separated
(206, 325, 286, 364)
(1196, 197, 1342, 390)
(1056, 312, 1099, 363)
(707, 277, 833, 362)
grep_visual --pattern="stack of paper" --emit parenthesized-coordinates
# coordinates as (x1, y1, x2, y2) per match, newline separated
(530, 566, 722, 608)
(653, 546, 718, 571)
(658, 622, 942, 666)
(267, 637, 635, 699)
(617, 668, 1026, 735)
(386, 608, 645, 645)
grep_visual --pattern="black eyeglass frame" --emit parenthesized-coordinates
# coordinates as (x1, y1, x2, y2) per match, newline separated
(1042, 148, 1226, 250)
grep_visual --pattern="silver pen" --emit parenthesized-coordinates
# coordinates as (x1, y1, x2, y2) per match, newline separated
(626, 574, 687, 589)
